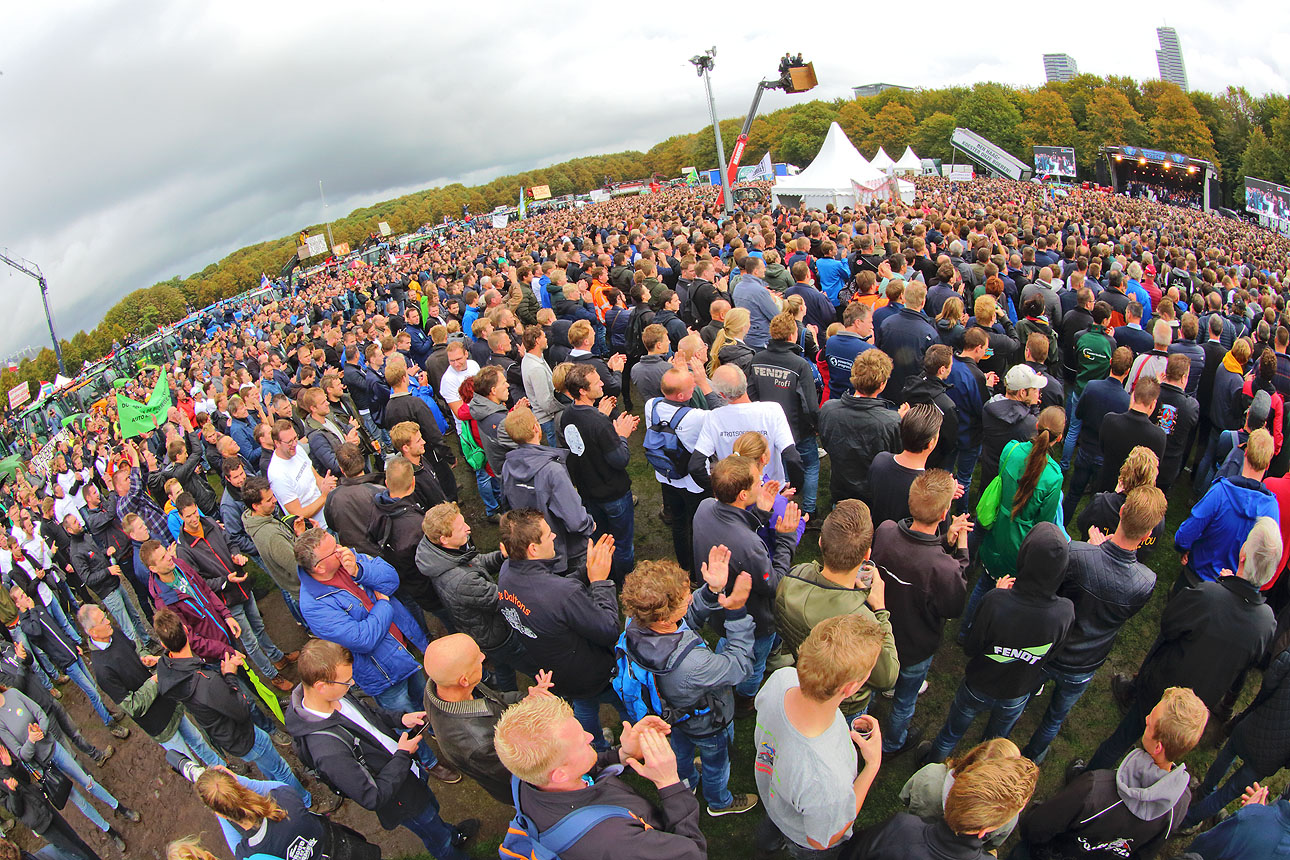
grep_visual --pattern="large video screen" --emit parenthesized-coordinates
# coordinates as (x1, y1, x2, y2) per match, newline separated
(1034, 146, 1077, 178)
(1245, 176, 1290, 221)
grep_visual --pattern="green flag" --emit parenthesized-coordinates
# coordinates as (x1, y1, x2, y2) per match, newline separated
(244, 665, 285, 722)
(116, 374, 170, 439)
(684, 167, 699, 186)
(420, 294, 430, 326)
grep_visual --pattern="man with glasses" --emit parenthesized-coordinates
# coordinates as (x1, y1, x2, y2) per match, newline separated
(265, 418, 337, 528)
(293, 528, 461, 783)
(288, 638, 478, 860)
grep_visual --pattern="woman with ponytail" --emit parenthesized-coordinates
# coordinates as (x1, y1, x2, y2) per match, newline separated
(967, 406, 1067, 630)
(191, 766, 378, 860)
(707, 307, 755, 377)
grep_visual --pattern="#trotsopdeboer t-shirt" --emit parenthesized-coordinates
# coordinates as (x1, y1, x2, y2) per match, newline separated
(754, 667, 858, 850)
(693, 401, 796, 484)
(266, 447, 327, 529)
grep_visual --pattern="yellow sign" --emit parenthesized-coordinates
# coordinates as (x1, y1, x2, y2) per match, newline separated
(332, 242, 351, 256)
(529, 185, 552, 200)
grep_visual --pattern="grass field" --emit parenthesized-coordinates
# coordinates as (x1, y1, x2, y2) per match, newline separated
(369, 420, 1283, 860)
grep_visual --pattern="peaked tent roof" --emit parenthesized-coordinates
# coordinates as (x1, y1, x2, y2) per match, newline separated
(773, 122, 885, 194)
(870, 147, 896, 170)
(894, 146, 922, 171)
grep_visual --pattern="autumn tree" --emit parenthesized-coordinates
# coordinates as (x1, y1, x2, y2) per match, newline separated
(1018, 89, 1081, 161)
(912, 112, 957, 162)
(954, 83, 1024, 155)
(864, 101, 916, 161)
(836, 100, 873, 149)
(1084, 87, 1148, 153)
(1148, 83, 1220, 168)
(775, 101, 838, 167)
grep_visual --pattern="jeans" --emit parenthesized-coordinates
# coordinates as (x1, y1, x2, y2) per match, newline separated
(100, 587, 150, 647)
(474, 469, 501, 516)
(958, 570, 997, 642)
(401, 791, 468, 860)
(572, 686, 628, 752)
(672, 722, 735, 809)
(281, 588, 307, 628)
(795, 436, 819, 514)
(585, 491, 636, 586)
(884, 655, 933, 752)
(483, 631, 529, 693)
(243, 726, 311, 806)
(50, 742, 117, 833)
(15, 628, 58, 685)
(35, 810, 101, 860)
(124, 570, 156, 624)
(373, 673, 440, 770)
(42, 595, 80, 644)
(719, 632, 777, 698)
(1020, 666, 1098, 763)
(1087, 696, 1147, 772)
(540, 419, 560, 449)
(755, 812, 847, 859)
(1062, 447, 1102, 523)
(1183, 738, 1262, 826)
(954, 443, 981, 514)
(158, 716, 227, 768)
(659, 484, 706, 573)
(1060, 388, 1082, 471)
(927, 679, 1031, 762)
(64, 659, 112, 726)
(229, 599, 285, 680)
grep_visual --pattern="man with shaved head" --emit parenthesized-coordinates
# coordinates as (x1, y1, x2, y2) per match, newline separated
(422, 633, 553, 803)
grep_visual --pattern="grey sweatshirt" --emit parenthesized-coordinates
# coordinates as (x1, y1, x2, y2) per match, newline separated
(0, 688, 54, 765)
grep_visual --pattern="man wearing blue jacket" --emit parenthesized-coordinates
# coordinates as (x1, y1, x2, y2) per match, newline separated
(1175, 427, 1280, 590)
(293, 528, 460, 783)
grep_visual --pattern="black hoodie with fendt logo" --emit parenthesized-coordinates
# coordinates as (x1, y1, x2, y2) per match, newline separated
(964, 523, 1075, 700)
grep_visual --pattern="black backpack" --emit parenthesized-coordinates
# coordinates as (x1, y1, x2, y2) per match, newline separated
(626, 305, 654, 358)
(642, 401, 693, 480)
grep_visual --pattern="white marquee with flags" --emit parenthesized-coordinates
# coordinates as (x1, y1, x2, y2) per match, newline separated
(772, 122, 893, 210)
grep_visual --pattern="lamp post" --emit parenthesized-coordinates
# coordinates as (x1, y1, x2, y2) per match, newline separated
(690, 48, 735, 217)
(0, 252, 65, 376)
(319, 180, 336, 252)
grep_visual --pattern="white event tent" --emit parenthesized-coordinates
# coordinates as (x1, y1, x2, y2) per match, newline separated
(893, 146, 922, 175)
(869, 146, 896, 172)
(772, 123, 892, 210)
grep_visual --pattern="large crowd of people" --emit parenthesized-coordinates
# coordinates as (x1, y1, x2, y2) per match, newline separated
(1, 175, 1290, 860)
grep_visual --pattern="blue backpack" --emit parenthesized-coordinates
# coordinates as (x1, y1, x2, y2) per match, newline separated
(642, 401, 692, 480)
(612, 622, 715, 725)
(499, 776, 636, 860)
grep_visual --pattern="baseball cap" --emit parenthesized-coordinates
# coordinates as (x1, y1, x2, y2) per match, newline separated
(1005, 364, 1048, 391)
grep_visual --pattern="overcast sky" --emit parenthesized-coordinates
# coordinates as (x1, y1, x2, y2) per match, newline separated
(0, 0, 1283, 358)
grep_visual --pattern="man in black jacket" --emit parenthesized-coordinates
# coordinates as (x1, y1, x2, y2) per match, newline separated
(692, 455, 802, 716)
(1096, 377, 1166, 494)
(368, 458, 443, 629)
(78, 604, 226, 769)
(870, 470, 970, 755)
(1020, 686, 1207, 859)
(416, 502, 526, 691)
(1085, 517, 1280, 772)
(923, 524, 1075, 764)
(382, 354, 458, 501)
(852, 757, 1038, 860)
(818, 350, 902, 506)
(421, 633, 550, 803)
(322, 443, 385, 556)
(1155, 354, 1201, 491)
(558, 364, 639, 585)
(876, 283, 938, 403)
(287, 638, 478, 859)
(61, 515, 151, 649)
(493, 694, 704, 860)
(901, 345, 961, 472)
(1020, 487, 1168, 765)
(750, 311, 822, 516)
(153, 608, 313, 805)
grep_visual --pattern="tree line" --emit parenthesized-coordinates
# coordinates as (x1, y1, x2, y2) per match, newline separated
(6, 74, 1290, 402)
